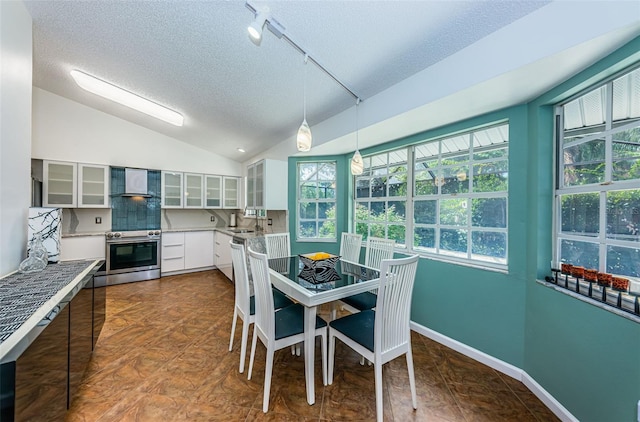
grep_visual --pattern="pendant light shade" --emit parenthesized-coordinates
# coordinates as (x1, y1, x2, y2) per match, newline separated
(297, 55, 312, 152)
(351, 98, 364, 175)
(297, 119, 312, 152)
(351, 150, 364, 175)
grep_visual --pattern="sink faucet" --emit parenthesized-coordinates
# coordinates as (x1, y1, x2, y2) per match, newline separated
(254, 211, 262, 232)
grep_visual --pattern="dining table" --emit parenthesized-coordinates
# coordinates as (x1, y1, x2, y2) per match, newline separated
(267, 255, 380, 405)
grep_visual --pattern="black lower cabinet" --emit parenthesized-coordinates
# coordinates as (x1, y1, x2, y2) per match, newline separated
(0, 272, 105, 422)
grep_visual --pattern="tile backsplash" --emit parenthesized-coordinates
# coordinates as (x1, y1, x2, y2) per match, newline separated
(110, 168, 161, 231)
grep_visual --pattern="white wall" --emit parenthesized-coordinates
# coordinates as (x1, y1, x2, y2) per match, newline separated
(0, 1, 32, 277)
(32, 88, 243, 176)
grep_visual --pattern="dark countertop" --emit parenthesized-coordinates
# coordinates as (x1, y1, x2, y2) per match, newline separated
(0, 259, 102, 362)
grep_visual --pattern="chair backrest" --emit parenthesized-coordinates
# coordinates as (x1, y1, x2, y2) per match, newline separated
(230, 242, 251, 314)
(375, 254, 420, 355)
(247, 248, 275, 340)
(365, 237, 395, 269)
(340, 232, 363, 263)
(264, 232, 291, 259)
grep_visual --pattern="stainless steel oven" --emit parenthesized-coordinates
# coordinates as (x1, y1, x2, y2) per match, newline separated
(100, 230, 161, 286)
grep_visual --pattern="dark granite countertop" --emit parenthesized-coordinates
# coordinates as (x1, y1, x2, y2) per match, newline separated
(0, 259, 102, 362)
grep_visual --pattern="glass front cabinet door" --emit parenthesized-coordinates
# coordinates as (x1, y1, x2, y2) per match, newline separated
(223, 176, 240, 209)
(161, 171, 183, 208)
(43, 160, 78, 207)
(183, 173, 204, 208)
(205, 175, 222, 208)
(78, 164, 109, 208)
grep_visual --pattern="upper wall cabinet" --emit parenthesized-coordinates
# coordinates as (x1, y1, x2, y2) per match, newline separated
(184, 173, 204, 208)
(161, 171, 183, 208)
(43, 160, 109, 208)
(223, 176, 240, 209)
(246, 159, 287, 210)
(163, 170, 240, 209)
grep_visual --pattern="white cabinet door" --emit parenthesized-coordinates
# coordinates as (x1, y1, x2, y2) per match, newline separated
(223, 176, 240, 209)
(215, 232, 233, 280)
(161, 171, 183, 208)
(43, 160, 77, 207)
(78, 164, 109, 208)
(60, 236, 105, 261)
(245, 159, 287, 210)
(161, 232, 185, 273)
(183, 173, 204, 208)
(205, 175, 222, 208)
(184, 231, 214, 269)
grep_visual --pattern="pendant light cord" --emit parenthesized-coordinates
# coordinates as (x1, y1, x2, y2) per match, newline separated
(355, 98, 360, 150)
(303, 54, 308, 120)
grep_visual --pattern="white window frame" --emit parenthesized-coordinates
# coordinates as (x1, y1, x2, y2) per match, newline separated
(297, 161, 337, 242)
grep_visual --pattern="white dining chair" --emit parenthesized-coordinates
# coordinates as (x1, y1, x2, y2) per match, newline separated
(264, 232, 290, 259)
(328, 254, 420, 422)
(246, 248, 328, 413)
(339, 232, 362, 263)
(228, 242, 293, 373)
(340, 237, 395, 313)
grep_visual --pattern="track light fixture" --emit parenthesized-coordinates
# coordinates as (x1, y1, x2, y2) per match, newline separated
(245, 1, 361, 154)
(247, 10, 268, 46)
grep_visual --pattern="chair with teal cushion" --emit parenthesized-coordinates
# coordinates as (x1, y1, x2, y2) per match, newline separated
(328, 254, 420, 422)
(247, 247, 328, 413)
(228, 242, 293, 373)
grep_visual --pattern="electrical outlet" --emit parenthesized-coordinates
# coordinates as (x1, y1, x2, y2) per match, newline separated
(95, 217, 102, 224)
(268, 218, 273, 226)
(210, 216, 215, 222)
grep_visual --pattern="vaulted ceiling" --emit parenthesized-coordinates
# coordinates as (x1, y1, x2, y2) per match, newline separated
(24, 1, 640, 162)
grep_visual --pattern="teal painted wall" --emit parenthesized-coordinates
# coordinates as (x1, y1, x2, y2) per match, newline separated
(524, 36, 640, 422)
(286, 35, 640, 421)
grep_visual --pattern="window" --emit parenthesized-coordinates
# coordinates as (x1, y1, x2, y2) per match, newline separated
(555, 66, 640, 279)
(297, 162, 337, 241)
(355, 150, 408, 245)
(354, 123, 509, 268)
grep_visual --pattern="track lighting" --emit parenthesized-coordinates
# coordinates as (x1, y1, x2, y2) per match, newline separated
(247, 10, 268, 46)
(70, 69, 183, 126)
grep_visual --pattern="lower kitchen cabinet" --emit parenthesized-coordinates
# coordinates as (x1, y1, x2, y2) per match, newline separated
(161, 231, 214, 275)
(215, 231, 233, 281)
(60, 236, 105, 261)
(0, 270, 104, 422)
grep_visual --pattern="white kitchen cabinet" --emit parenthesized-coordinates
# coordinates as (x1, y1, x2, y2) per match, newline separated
(245, 159, 287, 210)
(78, 164, 109, 207)
(43, 160, 109, 208)
(162, 231, 215, 275)
(205, 175, 222, 208)
(184, 231, 214, 269)
(223, 176, 240, 209)
(44, 160, 77, 207)
(215, 231, 233, 280)
(183, 173, 204, 208)
(60, 236, 105, 261)
(161, 232, 185, 274)
(161, 171, 183, 208)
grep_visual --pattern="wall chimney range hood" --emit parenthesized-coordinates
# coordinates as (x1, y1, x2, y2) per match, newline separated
(123, 168, 151, 197)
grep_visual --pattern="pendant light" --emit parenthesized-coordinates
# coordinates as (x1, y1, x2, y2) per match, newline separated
(351, 98, 364, 175)
(297, 55, 312, 152)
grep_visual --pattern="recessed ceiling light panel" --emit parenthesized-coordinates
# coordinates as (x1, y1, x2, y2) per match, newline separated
(70, 70, 184, 126)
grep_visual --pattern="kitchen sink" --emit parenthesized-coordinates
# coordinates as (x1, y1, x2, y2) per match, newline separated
(228, 228, 254, 234)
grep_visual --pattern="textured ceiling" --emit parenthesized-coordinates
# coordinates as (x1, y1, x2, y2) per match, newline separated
(23, 1, 640, 163)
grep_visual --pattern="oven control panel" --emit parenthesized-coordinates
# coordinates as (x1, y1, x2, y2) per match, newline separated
(106, 230, 162, 239)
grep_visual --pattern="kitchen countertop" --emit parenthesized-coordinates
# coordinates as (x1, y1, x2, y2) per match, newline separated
(0, 259, 102, 362)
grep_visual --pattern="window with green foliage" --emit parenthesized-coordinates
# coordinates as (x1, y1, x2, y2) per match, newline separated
(555, 66, 640, 279)
(297, 162, 337, 241)
(354, 123, 509, 268)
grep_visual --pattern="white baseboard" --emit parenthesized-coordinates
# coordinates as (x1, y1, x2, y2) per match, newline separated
(410, 321, 578, 422)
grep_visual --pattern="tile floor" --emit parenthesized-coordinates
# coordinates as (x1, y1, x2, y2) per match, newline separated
(65, 270, 560, 422)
